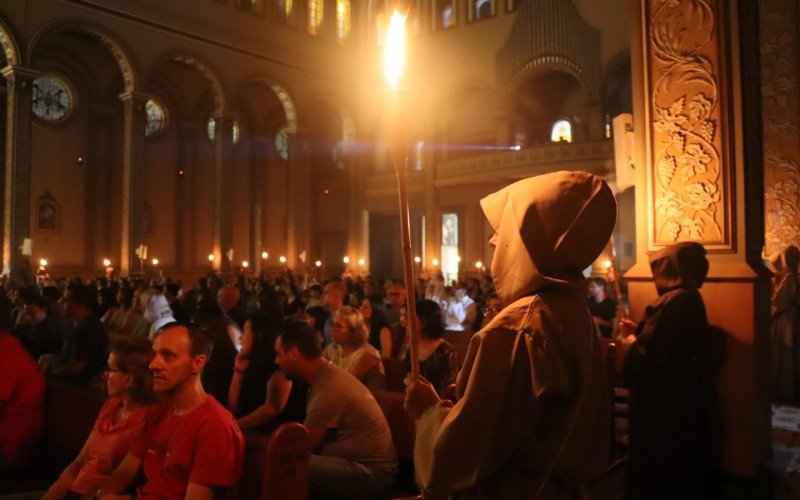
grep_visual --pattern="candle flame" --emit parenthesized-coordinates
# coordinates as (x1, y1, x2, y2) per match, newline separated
(383, 11, 407, 92)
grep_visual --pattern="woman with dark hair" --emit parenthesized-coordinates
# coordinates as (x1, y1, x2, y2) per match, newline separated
(97, 287, 119, 326)
(403, 299, 458, 396)
(359, 298, 393, 358)
(43, 337, 156, 499)
(192, 298, 237, 405)
(228, 313, 306, 433)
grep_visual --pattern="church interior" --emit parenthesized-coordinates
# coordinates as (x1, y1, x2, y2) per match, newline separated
(0, 0, 799, 497)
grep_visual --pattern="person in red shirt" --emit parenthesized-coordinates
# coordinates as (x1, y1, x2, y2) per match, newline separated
(44, 336, 157, 498)
(0, 292, 45, 475)
(98, 323, 244, 499)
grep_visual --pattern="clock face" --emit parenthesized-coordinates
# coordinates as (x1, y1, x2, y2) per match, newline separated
(145, 99, 166, 137)
(32, 77, 72, 122)
(275, 126, 289, 161)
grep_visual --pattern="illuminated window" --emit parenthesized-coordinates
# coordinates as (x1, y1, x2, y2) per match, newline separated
(442, 5, 455, 28)
(308, 0, 324, 35)
(277, 0, 293, 20)
(441, 213, 459, 284)
(207, 117, 241, 145)
(145, 99, 166, 137)
(550, 119, 572, 143)
(336, 0, 351, 40)
(604, 115, 612, 139)
(472, 0, 493, 20)
(275, 125, 289, 161)
(414, 140, 424, 170)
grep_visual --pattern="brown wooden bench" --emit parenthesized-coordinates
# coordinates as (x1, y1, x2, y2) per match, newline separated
(236, 422, 311, 500)
(370, 388, 419, 497)
(0, 377, 106, 495)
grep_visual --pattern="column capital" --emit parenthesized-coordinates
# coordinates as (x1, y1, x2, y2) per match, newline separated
(1, 65, 40, 87)
(118, 91, 151, 104)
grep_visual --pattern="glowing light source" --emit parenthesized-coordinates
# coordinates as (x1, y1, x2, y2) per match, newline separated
(414, 256, 421, 264)
(102, 258, 111, 267)
(358, 258, 365, 266)
(475, 261, 483, 269)
(261, 251, 268, 259)
(279, 255, 287, 263)
(152, 258, 159, 266)
(513, 145, 521, 151)
(315, 260, 322, 267)
(242, 261, 249, 268)
(343, 256, 350, 264)
(39, 258, 48, 267)
(603, 259, 613, 269)
(432, 258, 439, 266)
(208, 254, 215, 262)
(383, 11, 407, 91)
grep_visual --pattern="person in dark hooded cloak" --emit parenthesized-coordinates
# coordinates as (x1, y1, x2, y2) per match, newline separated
(767, 245, 800, 400)
(405, 171, 616, 499)
(621, 242, 713, 499)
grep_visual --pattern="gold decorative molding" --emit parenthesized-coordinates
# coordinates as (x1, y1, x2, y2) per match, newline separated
(644, 0, 731, 250)
(761, 0, 800, 256)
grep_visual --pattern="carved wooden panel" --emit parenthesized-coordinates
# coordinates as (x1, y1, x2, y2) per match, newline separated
(644, 0, 731, 250)
(761, 0, 800, 257)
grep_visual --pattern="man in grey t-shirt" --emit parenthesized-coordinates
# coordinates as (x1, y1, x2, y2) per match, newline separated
(276, 321, 397, 499)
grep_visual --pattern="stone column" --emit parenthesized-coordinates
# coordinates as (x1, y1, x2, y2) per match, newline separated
(628, 0, 770, 479)
(423, 147, 441, 277)
(286, 128, 311, 270)
(211, 112, 236, 274)
(118, 92, 148, 276)
(345, 147, 363, 273)
(1, 66, 37, 276)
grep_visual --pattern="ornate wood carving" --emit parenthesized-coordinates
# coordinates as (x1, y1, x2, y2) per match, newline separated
(761, 0, 800, 256)
(644, 0, 731, 249)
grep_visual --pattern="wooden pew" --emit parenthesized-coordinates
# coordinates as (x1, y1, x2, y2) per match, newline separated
(0, 377, 106, 495)
(370, 388, 419, 496)
(236, 423, 311, 500)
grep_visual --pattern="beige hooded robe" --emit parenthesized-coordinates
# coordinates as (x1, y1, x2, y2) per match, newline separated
(414, 171, 616, 498)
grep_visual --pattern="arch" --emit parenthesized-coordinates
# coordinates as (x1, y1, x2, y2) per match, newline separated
(509, 54, 590, 93)
(301, 93, 356, 142)
(27, 20, 138, 92)
(0, 16, 21, 67)
(237, 74, 298, 132)
(146, 51, 226, 114)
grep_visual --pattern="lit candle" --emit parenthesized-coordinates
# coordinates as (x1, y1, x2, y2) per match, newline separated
(315, 260, 322, 267)
(102, 258, 111, 267)
(242, 261, 249, 268)
(343, 256, 350, 264)
(475, 261, 483, 269)
(358, 258, 366, 266)
(261, 251, 269, 259)
(39, 258, 48, 267)
(279, 255, 287, 263)
(208, 254, 215, 262)
(152, 258, 159, 266)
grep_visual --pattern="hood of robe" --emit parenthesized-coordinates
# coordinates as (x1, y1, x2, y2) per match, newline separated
(480, 171, 617, 306)
(649, 242, 709, 295)
(767, 245, 800, 275)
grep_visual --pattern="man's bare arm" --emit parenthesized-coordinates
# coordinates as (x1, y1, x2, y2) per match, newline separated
(184, 483, 218, 500)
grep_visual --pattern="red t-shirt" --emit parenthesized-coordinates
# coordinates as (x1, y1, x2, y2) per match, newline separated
(132, 395, 244, 499)
(0, 333, 45, 468)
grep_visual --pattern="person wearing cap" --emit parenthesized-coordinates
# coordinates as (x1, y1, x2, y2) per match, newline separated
(405, 171, 616, 497)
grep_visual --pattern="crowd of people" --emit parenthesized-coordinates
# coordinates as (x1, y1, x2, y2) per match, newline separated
(0, 170, 746, 499)
(0, 263, 505, 499)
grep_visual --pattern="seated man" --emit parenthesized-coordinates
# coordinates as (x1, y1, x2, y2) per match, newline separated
(0, 292, 45, 475)
(14, 292, 63, 361)
(276, 321, 397, 500)
(99, 323, 244, 499)
(48, 284, 109, 384)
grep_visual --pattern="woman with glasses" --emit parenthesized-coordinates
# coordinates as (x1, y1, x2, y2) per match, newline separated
(43, 336, 156, 499)
(323, 306, 386, 389)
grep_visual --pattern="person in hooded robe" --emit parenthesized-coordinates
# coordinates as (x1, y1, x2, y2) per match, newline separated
(405, 171, 616, 498)
(620, 242, 713, 499)
(768, 245, 800, 400)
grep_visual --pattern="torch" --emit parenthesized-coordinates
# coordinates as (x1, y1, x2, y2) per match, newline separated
(384, 9, 420, 378)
